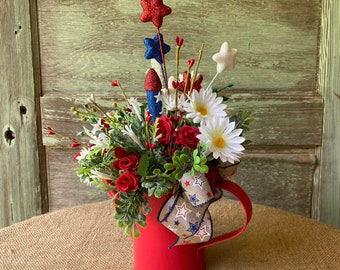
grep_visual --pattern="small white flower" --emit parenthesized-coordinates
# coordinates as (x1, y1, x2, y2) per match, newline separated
(75, 147, 91, 162)
(88, 94, 96, 103)
(90, 170, 113, 181)
(122, 125, 145, 150)
(84, 127, 109, 149)
(83, 177, 92, 186)
(156, 89, 186, 112)
(197, 117, 245, 163)
(128, 97, 143, 121)
(184, 88, 227, 123)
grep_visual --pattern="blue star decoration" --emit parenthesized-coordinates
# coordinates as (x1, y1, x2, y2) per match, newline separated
(174, 220, 180, 226)
(187, 222, 200, 234)
(189, 194, 200, 206)
(144, 33, 170, 64)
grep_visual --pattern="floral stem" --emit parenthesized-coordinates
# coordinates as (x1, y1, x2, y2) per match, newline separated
(206, 72, 219, 90)
(183, 66, 192, 97)
(115, 81, 130, 107)
(89, 99, 112, 121)
(188, 43, 204, 96)
(157, 28, 168, 92)
(175, 44, 181, 114)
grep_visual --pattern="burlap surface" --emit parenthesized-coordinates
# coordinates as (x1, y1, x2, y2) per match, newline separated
(0, 199, 339, 269)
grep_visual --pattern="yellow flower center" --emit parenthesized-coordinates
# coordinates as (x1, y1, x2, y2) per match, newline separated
(213, 136, 226, 148)
(197, 106, 208, 115)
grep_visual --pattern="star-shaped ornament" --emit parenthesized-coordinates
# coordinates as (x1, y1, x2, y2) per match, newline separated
(189, 194, 199, 206)
(212, 41, 238, 73)
(195, 225, 210, 241)
(193, 175, 204, 189)
(144, 33, 170, 64)
(187, 222, 200, 234)
(140, 0, 172, 28)
(175, 202, 191, 220)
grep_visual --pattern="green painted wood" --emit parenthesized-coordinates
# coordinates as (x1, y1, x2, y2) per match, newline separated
(315, 0, 340, 227)
(0, 0, 47, 228)
(38, 0, 323, 216)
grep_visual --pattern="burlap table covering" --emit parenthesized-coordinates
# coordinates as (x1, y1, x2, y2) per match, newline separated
(0, 199, 339, 269)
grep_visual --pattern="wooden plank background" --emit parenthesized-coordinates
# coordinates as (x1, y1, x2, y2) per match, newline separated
(316, 0, 340, 227)
(0, 0, 48, 228)
(39, 0, 323, 217)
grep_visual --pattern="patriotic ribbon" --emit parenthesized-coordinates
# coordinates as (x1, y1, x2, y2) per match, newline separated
(158, 171, 223, 247)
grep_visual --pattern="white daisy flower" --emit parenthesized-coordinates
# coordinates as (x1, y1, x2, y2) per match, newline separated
(197, 117, 245, 163)
(156, 88, 186, 112)
(184, 88, 227, 123)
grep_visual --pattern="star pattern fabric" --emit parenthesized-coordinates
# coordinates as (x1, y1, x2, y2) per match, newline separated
(140, 0, 172, 28)
(175, 202, 191, 220)
(158, 172, 223, 247)
(193, 175, 204, 189)
(144, 33, 170, 64)
(212, 41, 238, 73)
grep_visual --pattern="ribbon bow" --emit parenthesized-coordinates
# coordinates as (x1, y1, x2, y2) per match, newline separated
(158, 171, 223, 247)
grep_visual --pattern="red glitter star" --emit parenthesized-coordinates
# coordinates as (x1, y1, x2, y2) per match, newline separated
(140, 0, 172, 28)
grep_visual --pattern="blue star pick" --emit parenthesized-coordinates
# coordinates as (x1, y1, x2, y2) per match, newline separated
(144, 33, 170, 64)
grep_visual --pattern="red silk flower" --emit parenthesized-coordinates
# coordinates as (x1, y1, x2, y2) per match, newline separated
(115, 171, 140, 192)
(156, 116, 175, 145)
(175, 126, 200, 150)
(113, 147, 139, 171)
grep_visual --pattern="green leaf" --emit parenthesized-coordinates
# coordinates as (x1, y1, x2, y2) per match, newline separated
(133, 224, 141, 238)
(124, 224, 132, 235)
(194, 164, 200, 171)
(137, 153, 149, 177)
(194, 156, 200, 164)
(154, 189, 163, 198)
(116, 220, 124, 228)
(199, 165, 209, 173)
(137, 220, 147, 228)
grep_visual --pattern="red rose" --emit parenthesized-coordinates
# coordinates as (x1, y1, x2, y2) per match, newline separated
(115, 172, 140, 192)
(113, 147, 139, 171)
(114, 147, 129, 158)
(175, 125, 200, 150)
(113, 154, 139, 171)
(156, 116, 175, 145)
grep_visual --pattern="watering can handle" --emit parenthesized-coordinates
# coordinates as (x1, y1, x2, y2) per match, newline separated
(198, 180, 253, 249)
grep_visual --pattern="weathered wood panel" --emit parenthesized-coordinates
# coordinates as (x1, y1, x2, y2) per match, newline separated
(48, 148, 315, 217)
(315, 0, 340, 226)
(40, 91, 323, 147)
(235, 149, 316, 217)
(46, 149, 107, 211)
(0, 0, 47, 228)
(37, 0, 321, 94)
(37, 0, 323, 217)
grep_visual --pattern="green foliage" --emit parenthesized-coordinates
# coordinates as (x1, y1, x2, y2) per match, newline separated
(230, 111, 254, 133)
(114, 190, 148, 237)
(192, 148, 209, 174)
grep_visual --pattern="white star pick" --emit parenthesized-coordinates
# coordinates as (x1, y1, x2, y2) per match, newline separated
(212, 42, 238, 73)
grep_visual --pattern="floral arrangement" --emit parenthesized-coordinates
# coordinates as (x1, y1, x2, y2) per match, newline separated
(46, 0, 253, 240)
